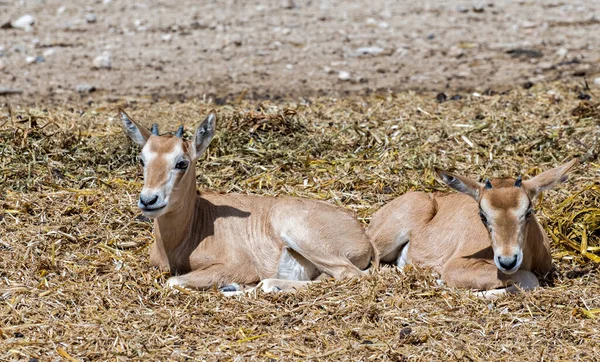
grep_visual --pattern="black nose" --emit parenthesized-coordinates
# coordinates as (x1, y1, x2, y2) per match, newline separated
(497, 255, 518, 270)
(139, 195, 158, 207)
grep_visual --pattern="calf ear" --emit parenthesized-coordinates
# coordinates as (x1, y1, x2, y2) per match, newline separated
(193, 111, 216, 159)
(119, 109, 151, 147)
(435, 168, 483, 200)
(522, 158, 578, 199)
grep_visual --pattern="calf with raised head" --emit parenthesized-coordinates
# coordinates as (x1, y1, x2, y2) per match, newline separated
(367, 160, 577, 296)
(119, 109, 378, 293)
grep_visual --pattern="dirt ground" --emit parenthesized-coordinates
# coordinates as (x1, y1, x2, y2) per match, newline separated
(2, 0, 600, 103)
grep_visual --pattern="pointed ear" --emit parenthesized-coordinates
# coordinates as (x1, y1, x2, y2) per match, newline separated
(522, 158, 578, 199)
(119, 109, 151, 147)
(193, 111, 216, 159)
(435, 168, 483, 200)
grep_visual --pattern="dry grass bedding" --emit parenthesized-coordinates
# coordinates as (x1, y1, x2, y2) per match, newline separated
(0, 81, 599, 360)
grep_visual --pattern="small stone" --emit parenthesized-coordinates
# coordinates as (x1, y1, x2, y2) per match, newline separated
(25, 56, 37, 64)
(448, 46, 465, 58)
(57, 6, 66, 15)
(456, 70, 471, 78)
(593, 77, 600, 86)
(456, 5, 469, 13)
(436, 92, 447, 102)
(86, 13, 97, 23)
(338, 70, 351, 81)
(43, 48, 56, 57)
(161, 34, 172, 42)
(354, 46, 385, 56)
(365, 18, 377, 27)
(472, 4, 485, 13)
(93, 53, 111, 68)
(522, 81, 534, 89)
(76, 84, 96, 93)
(11, 14, 35, 31)
(190, 20, 207, 29)
(578, 92, 591, 100)
(556, 48, 568, 58)
(521, 21, 537, 29)
(281, 0, 295, 9)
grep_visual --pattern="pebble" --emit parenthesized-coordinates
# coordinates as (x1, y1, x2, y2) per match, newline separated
(456, 71, 471, 78)
(76, 84, 96, 93)
(86, 13, 97, 23)
(57, 6, 66, 15)
(521, 21, 537, 29)
(93, 53, 111, 68)
(472, 4, 485, 13)
(448, 46, 465, 58)
(281, 0, 295, 9)
(456, 5, 469, 13)
(338, 70, 351, 81)
(161, 34, 172, 42)
(11, 14, 35, 31)
(26, 55, 45, 64)
(354, 46, 385, 56)
(43, 48, 56, 57)
(594, 77, 600, 86)
(556, 48, 568, 58)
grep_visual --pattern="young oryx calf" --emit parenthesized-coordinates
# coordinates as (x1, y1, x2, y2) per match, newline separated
(119, 109, 378, 293)
(367, 159, 577, 296)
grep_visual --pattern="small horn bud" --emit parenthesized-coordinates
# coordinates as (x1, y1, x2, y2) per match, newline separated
(484, 179, 492, 189)
(515, 175, 522, 187)
(151, 123, 159, 136)
(175, 125, 184, 138)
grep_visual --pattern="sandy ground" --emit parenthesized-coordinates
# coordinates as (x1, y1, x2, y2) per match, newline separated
(1, 0, 600, 104)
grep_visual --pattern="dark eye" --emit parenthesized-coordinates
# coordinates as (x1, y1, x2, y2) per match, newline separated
(175, 161, 188, 170)
(139, 157, 145, 167)
(479, 210, 488, 226)
(525, 208, 534, 218)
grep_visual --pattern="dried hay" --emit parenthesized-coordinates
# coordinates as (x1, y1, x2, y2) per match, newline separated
(0, 81, 599, 360)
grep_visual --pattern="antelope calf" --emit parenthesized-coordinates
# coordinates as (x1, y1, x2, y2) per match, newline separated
(119, 110, 378, 293)
(367, 160, 577, 296)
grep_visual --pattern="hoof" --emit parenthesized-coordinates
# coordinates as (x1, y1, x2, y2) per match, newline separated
(260, 283, 283, 293)
(219, 283, 242, 293)
(166, 276, 185, 288)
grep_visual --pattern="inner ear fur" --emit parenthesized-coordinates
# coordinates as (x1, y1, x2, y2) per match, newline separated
(522, 158, 578, 199)
(119, 109, 151, 147)
(434, 168, 483, 200)
(193, 110, 217, 159)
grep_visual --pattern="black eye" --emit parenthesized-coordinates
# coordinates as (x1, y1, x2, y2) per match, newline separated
(479, 210, 488, 225)
(175, 161, 188, 170)
(525, 208, 534, 218)
(139, 158, 145, 167)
